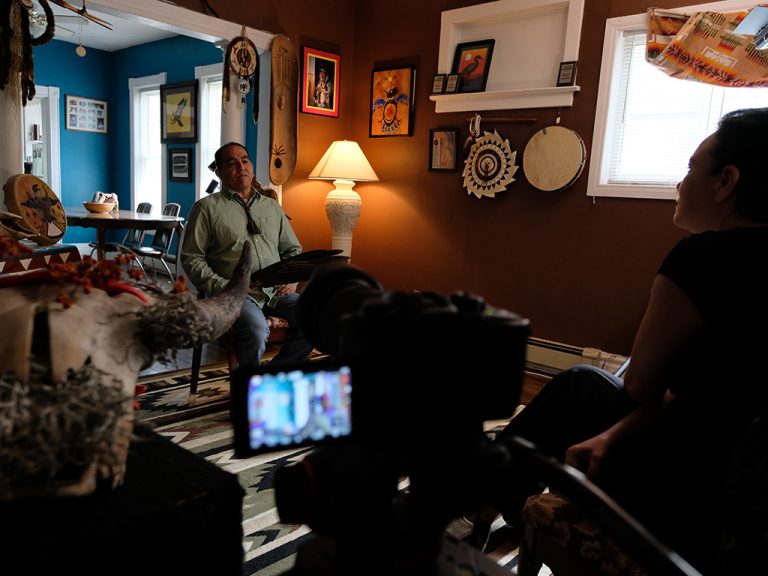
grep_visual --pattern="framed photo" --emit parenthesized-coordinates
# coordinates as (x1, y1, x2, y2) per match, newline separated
(556, 60, 578, 87)
(432, 74, 446, 94)
(160, 80, 198, 143)
(451, 39, 495, 93)
(429, 128, 459, 172)
(65, 95, 107, 134)
(301, 46, 340, 117)
(445, 74, 460, 94)
(169, 148, 193, 182)
(370, 66, 416, 138)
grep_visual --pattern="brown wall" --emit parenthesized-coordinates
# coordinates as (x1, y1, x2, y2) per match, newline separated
(177, 0, 701, 356)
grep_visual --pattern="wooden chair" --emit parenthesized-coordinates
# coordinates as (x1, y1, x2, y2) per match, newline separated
(189, 318, 290, 394)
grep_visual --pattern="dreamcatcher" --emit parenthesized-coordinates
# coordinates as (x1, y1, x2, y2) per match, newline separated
(462, 124, 518, 199)
(223, 27, 258, 125)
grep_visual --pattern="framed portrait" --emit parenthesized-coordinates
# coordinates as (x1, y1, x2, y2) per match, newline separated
(429, 128, 459, 172)
(370, 66, 416, 138)
(445, 74, 460, 94)
(451, 39, 495, 93)
(65, 95, 107, 134)
(432, 74, 446, 94)
(556, 60, 578, 87)
(160, 80, 198, 143)
(301, 46, 340, 117)
(169, 148, 193, 182)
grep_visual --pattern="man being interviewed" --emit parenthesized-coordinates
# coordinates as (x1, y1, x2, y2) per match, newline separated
(181, 142, 313, 367)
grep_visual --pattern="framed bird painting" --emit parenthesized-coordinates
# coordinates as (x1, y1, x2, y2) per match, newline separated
(160, 80, 198, 143)
(369, 66, 416, 138)
(451, 39, 495, 93)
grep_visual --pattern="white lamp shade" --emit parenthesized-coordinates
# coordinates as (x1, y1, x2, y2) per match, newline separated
(308, 140, 379, 182)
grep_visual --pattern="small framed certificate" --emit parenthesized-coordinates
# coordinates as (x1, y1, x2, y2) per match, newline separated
(444, 74, 460, 94)
(556, 61, 578, 87)
(432, 74, 447, 94)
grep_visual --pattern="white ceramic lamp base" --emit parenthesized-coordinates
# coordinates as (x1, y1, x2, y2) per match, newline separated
(324, 179, 361, 259)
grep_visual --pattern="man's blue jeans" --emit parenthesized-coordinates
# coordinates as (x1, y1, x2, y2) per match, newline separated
(230, 293, 314, 368)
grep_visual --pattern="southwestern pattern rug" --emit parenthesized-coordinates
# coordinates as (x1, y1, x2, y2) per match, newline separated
(134, 365, 550, 576)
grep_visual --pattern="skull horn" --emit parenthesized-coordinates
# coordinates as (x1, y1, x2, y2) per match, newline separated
(189, 243, 253, 339)
(136, 245, 253, 352)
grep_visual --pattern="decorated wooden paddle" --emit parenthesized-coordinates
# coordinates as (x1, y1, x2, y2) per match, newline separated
(269, 34, 298, 186)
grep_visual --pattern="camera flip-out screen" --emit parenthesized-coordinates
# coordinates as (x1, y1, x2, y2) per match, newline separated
(232, 360, 353, 457)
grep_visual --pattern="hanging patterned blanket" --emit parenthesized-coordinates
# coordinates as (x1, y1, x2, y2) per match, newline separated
(646, 7, 768, 87)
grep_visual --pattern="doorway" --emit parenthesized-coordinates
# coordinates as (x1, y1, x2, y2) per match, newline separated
(21, 85, 61, 196)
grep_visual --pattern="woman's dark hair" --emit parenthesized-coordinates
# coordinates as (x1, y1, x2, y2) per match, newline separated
(212, 142, 249, 171)
(711, 108, 768, 222)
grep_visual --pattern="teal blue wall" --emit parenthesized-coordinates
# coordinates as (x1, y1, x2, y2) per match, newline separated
(33, 36, 226, 245)
(34, 40, 111, 245)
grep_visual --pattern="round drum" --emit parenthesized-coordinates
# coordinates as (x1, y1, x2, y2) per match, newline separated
(523, 126, 586, 192)
(3, 174, 67, 245)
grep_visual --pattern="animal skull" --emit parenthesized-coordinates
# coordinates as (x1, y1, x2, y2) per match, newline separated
(0, 246, 252, 499)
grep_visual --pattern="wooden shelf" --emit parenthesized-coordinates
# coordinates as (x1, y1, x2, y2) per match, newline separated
(430, 85, 580, 113)
(434, 0, 584, 113)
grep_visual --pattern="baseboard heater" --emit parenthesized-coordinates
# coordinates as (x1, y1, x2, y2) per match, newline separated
(526, 337, 628, 377)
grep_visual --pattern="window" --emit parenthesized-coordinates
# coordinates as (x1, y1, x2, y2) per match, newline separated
(129, 72, 166, 211)
(588, 1, 767, 200)
(196, 63, 224, 199)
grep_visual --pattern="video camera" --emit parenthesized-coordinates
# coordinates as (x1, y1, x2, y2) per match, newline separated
(231, 262, 531, 574)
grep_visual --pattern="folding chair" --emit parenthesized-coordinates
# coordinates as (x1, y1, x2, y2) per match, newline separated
(124, 203, 181, 285)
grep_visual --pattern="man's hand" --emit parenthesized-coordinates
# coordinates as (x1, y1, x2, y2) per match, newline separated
(274, 282, 297, 296)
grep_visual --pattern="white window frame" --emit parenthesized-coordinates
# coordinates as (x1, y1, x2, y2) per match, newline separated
(129, 72, 167, 211)
(588, 0, 756, 200)
(195, 62, 224, 200)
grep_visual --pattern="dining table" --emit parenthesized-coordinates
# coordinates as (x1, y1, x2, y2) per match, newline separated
(65, 207, 185, 261)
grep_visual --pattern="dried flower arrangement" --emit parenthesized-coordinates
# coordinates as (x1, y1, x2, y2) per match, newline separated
(0, 360, 131, 498)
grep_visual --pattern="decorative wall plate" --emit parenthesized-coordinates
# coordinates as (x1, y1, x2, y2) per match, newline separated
(228, 37, 258, 78)
(223, 30, 259, 124)
(523, 125, 586, 192)
(461, 129, 518, 199)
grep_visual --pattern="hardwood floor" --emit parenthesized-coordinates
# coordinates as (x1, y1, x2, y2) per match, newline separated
(521, 371, 549, 405)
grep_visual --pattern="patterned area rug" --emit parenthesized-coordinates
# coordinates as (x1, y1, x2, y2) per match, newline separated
(136, 363, 232, 426)
(135, 347, 328, 425)
(134, 366, 548, 576)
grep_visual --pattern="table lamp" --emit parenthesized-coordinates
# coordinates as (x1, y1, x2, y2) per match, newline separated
(308, 140, 379, 259)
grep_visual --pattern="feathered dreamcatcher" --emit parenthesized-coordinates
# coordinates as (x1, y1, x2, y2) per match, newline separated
(223, 26, 259, 125)
(0, 0, 56, 106)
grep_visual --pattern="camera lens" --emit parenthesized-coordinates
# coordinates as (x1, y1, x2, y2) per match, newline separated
(297, 263, 384, 357)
